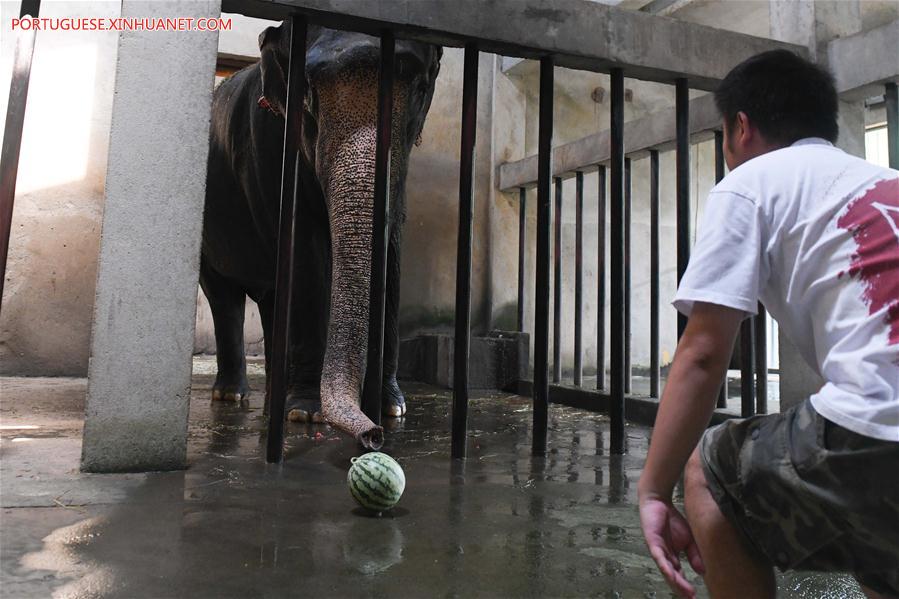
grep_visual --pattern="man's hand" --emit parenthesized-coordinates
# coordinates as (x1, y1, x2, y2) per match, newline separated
(637, 302, 743, 596)
(639, 494, 705, 598)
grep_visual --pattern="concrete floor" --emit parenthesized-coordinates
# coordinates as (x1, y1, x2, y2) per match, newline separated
(1, 358, 861, 598)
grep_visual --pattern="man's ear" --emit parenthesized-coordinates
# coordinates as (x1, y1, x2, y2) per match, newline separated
(258, 24, 288, 116)
(735, 111, 752, 145)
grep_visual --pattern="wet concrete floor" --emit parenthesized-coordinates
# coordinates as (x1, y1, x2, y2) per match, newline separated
(1, 359, 861, 598)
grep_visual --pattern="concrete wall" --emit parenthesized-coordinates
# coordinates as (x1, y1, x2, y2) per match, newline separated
(0, 1, 120, 376)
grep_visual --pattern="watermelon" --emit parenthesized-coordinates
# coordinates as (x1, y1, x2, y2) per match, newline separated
(347, 452, 406, 512)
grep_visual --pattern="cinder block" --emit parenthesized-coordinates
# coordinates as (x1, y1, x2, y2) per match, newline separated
(398, 330, 529, 391)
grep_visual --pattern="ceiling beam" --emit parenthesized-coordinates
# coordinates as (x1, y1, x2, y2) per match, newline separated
(224, 0, 806, 90)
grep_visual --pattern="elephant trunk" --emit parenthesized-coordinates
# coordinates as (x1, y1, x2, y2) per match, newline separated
(314, 69, 408, 449)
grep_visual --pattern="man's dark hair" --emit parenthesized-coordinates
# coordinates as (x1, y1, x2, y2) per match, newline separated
(714, 49, 839, 145)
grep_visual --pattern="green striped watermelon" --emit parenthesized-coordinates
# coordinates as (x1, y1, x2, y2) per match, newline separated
(347, 452, 406, 512)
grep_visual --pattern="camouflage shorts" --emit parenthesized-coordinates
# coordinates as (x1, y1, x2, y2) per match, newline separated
(700, 399, 899, 596)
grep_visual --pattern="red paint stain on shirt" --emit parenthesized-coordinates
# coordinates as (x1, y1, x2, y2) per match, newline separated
(837, 177, 899, 345)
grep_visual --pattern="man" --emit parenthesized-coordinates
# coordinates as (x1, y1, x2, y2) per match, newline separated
(638, 49, 899, 599)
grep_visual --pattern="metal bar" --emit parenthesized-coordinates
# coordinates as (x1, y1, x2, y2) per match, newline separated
(596, 166, 607, 391)
(740, 318, 756, 418)
(361, 31, 396, 424)
(714, 130, 727, 409)
(266, 16, 307, 463)
(609, 68, 626, 454)
(0, 0, 41, 311)
(532, 56, 554, 455)
(886, 82, 898, 170)
(754, 303, 768, 415)
(19, 0, 40, 16)
(624, 157, 632, 394)
(517, 187, 527, 332)
(649, 150, 660, 398)
(675, 78, 690, 340)
(451, 42, 479, 460)
(574, 171, 584, 387)
(553, 176, 563, 384)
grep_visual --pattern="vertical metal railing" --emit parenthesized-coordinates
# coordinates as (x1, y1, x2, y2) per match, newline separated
(573, 171, 584, 387)
(517, 187, 527, 332)
(266, 16, 308, 463)
(596, 166, 607, 392)
(886, 82, 898, 170)
(450, 42, 479, 459)
(623, 157, 632, 394)
(251, 26, 787, 457)
(754, 304, 767, 415)
(675, 78, 690, 341)
(740, 318, 756, 417)
(552, 176, 563, 384)
(360, 31, 396, 426)
(649, 149, 660, 398)
(609, 68, 626, 454)
(714, 130, 728, 409)
(0, 0, 41, 311)
(532, 57, 554, 455)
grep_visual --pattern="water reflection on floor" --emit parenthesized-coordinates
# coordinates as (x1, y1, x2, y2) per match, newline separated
(0, 364, 860, 598)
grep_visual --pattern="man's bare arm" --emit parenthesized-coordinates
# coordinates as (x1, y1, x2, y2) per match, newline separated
(638, 302, 744, 502)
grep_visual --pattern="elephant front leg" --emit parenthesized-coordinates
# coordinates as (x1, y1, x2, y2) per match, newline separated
(381, 230, 406, 418)
(259, 287, 327, 424)
(285, 337, 326, 424)
(286, 218, 330, 424)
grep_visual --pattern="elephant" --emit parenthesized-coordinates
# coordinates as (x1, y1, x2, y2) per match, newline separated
(200, 20, 442, 449)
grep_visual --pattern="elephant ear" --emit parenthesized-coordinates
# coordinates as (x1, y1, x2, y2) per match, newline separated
(258, 23, 288, 116)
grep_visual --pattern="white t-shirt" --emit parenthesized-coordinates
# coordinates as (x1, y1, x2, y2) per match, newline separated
(673, 138, 899, 442)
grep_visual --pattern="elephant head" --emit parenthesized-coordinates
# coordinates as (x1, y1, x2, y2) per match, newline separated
(256, 21, 441, 448)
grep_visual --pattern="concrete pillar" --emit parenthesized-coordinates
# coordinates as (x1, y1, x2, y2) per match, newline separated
(837, 98, 867, 158)
(769, 0, 816, 51)
(81, 0, 221, 472)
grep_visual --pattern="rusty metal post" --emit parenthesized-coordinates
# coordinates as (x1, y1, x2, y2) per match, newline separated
(517, 187, 527, 332)
(553, 176, 563, 384)
(596, 166, 607, 391)
(714, 130, 728, 409)
(624, 157, 632, 394)
(649, 150, 660, 398)
(675, 78, 690, 340)
(533, 56, 554, 455)
(0, 0, 41, 310)
(361, 31, 396, 425)
(609, 68, 626, 454)
(451, 42, 479, 459)
(267, 16, 308, 463)
(574, 171, 584, 386)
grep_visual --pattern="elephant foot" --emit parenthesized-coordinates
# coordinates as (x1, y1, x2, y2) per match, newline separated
(382, 376, 406, 418)
(211, 378, 249, 402)
(286, 392, 325, 424)
(356, 426, 384, 450)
